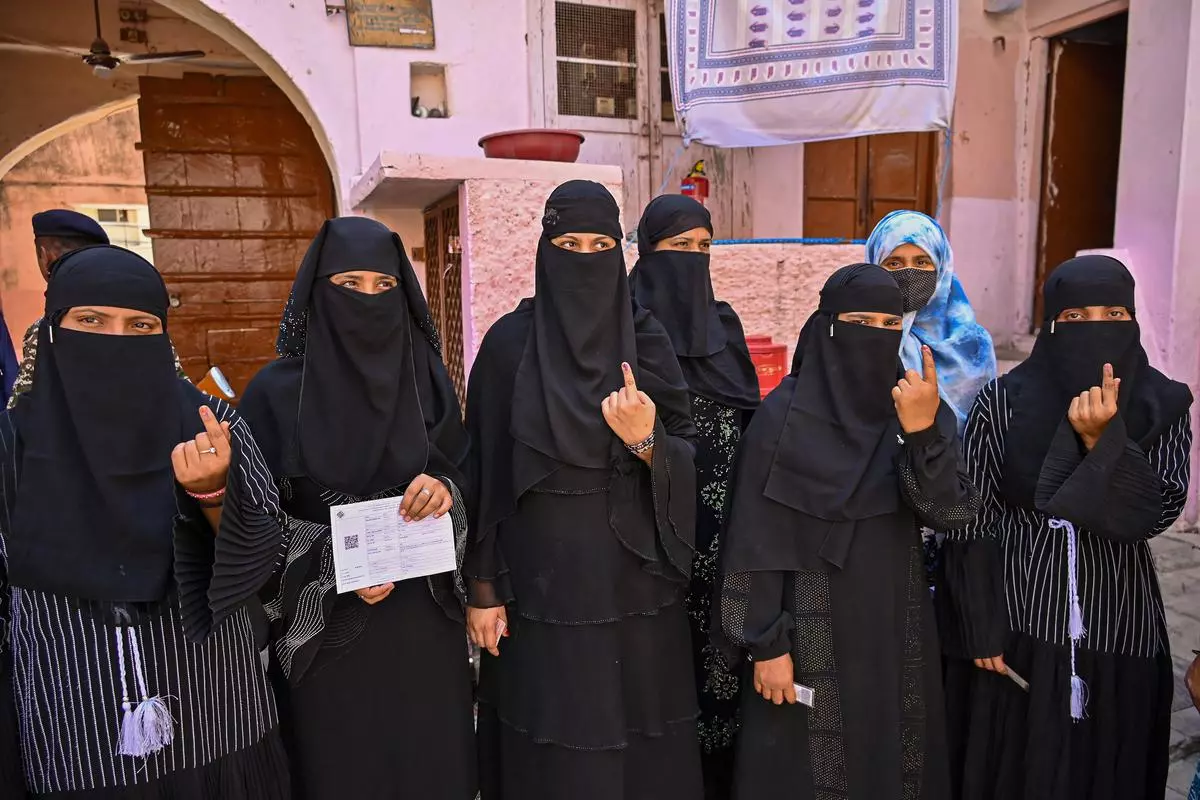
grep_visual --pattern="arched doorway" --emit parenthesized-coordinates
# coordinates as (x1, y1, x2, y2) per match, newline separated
(0, 0, 337, 394)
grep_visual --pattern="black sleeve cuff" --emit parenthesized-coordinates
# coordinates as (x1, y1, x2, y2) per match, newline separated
(901, 423, 940, 448)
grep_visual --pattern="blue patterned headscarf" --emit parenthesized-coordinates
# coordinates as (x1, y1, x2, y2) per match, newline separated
(865, 210, 996, 431)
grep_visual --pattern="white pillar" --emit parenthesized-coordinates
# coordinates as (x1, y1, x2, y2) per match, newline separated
(1168, 0, 1200, 522)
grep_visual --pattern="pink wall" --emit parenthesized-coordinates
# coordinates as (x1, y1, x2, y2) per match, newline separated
(0, 108, 146, 343)
(1112, 0, 1191, 365)
(710, 244, 860, 360)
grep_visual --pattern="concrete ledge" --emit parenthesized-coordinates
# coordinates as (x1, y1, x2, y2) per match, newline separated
(350, 151, 624, 210)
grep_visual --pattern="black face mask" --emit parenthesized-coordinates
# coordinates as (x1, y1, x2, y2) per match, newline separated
(1044, 318, 1141, 398)
(891, 268, 938, 313)
(823, 320, 904, 422)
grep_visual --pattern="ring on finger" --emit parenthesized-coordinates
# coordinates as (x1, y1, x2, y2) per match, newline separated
(419, 487, 433, 496)
(203, 447, 218, 455)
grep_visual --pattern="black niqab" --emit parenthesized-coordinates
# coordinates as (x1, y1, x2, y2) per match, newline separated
(764, 263, 905, 521)
(8, 245, 185, 601)
(629, 194, 759, 409)
(1001, 255, 1192, 509)
(511, 180, 638, 469)
(248, 217, 464, 497)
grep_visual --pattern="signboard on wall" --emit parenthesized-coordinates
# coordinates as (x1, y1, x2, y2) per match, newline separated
(345, 0, 436, 49)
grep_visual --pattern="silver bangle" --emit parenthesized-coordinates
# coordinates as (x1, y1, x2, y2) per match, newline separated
(625, 430, 656, 455)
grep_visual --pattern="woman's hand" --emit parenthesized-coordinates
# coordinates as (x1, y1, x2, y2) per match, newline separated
(468, 606, 509, 657)
(892, 345, 941, 434)
(356, 583, 394, 605)
(973, 654, 1008, 674)
(753, 654, 797, 705)
(601, 362, 656, 458)
(1069, 363, 1120, 450)
(400, 474, 452, 522)
(172, 405, 232, 494)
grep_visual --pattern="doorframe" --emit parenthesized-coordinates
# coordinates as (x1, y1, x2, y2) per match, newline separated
(1015, 0, 1129, 338)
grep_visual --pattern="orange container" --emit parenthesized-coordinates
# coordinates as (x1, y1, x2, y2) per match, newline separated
(746, 335, 787, 399)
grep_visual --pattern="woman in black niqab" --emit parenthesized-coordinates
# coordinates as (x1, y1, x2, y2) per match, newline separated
(938, 255, 1193, 800)
(464, 180, 703, 800)
(0, 245, 289, 799)
(240, 217, 475, 800)
(628, 193, 758, 799)
(714, 263, 979, 800)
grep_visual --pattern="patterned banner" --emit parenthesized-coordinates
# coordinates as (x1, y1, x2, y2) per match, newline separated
(667, 0, 957, 147)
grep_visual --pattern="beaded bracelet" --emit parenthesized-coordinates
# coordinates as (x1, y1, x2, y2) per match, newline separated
(186, 486, 226, 502)
(625, 430, 656, 456)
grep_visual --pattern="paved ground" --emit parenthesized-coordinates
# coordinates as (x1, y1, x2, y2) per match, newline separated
(1155, 524, 1200, 798)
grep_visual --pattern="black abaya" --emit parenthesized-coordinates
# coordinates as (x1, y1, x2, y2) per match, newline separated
(938, 380, 1191, 800)
(717, 382, 978, 800)
(240, 216, 476, 800)
(466, 302, 703, 800)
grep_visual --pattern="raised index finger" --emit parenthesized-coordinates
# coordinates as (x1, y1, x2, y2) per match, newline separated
(621, 361, 637, 393)
(921, 345, 938, 385)
(198, 405, 230, 455)
(1101, 362, 1117, 406)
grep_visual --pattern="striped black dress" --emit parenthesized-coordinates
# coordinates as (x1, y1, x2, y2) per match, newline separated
(0, 391, 289, 798)
(938, 378, 1193, 800)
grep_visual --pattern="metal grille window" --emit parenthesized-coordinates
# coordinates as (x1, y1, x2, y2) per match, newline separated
(555, 2, 638, 120)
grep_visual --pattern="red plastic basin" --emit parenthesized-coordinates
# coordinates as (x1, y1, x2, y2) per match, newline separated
(478, 129, 586, 163)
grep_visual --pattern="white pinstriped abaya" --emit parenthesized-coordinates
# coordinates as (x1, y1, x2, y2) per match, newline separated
(0, 396, 289, 797)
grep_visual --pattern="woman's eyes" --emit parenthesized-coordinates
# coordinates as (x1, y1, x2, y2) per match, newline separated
(884, 318, 902, 327)
(378, 281, 397, 291)
(1108, 309, 1129, 319)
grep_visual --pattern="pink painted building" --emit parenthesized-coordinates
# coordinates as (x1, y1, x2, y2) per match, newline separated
(0, 0, 1195, 514)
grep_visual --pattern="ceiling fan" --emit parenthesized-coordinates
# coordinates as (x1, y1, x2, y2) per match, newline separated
(81, 0, 205, 76)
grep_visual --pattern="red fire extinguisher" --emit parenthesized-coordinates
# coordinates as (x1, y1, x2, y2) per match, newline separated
(680, 159, 709, 206)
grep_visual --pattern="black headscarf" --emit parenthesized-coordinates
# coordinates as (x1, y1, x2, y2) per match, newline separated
(720, 263, 917, 575)
(243, 217, 466, 497)
(1001, 255, 1192, 509)
(466, 181, 696, 592)
(8, 245, 189, 601)
(629, 194, 759, 409)
(766, 263, 905, 520)
(511, 180, 641, 469)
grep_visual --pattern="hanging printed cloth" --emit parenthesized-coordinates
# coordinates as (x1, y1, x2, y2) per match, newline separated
(666, 0, 958, 147)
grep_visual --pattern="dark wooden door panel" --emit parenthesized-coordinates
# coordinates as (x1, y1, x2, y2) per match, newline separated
(804, 132, 936, 239)
(138, 73, 335, 395)
(1035, 38, 1125, 322)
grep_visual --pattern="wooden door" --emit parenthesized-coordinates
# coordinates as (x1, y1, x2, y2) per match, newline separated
(422, 194, 467, 406)
(803, 132, 937, 240)
(137, 73, 335, 395)
(1035, 38, 1126, 322)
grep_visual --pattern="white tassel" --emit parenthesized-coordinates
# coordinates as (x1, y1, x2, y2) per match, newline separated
(1070, 674, 1088, 720)
(114, 628, 175, 757)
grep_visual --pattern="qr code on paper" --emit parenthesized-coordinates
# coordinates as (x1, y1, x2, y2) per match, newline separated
(344, 534, 359, 550)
